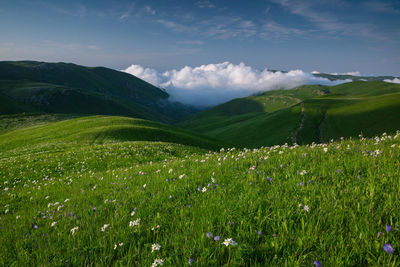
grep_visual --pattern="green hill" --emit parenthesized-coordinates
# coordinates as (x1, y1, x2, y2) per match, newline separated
(180, 81, 400, 147)
(0, 115, 224, 154)
(0, 61, 197, 123)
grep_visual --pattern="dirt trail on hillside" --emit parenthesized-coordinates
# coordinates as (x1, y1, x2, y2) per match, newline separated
(289, 103, 305, 144)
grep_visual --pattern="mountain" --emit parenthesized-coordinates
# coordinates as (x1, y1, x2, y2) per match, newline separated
(0, 61, 197, 123)
(312, 72, 397, 82)
(179, 81, 400, 147)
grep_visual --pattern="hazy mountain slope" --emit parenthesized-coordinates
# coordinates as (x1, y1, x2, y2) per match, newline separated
(0, 61, 167, 102)
(0, 61, 197, 123)
(180, 81, 400, 147)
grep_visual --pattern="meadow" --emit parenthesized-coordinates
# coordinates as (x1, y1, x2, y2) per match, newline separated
(0, 116, 399, 266)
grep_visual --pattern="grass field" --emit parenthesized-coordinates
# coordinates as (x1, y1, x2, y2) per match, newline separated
(0, 115, 399, 266)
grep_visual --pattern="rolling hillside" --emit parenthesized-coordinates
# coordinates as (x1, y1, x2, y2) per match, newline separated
(180, 81, 400, 147)
(0, 61, 197, 123)
(0, 116, 224, 154)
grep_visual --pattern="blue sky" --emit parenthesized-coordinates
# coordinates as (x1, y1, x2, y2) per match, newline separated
(1, 0, 400, 75)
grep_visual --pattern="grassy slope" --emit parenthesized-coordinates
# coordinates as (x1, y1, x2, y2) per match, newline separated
(179, 85, 329, 133)
(181, 81, 400, 147)
(0, 129, 399, 266)
(0, 116, 224, 154)
(0, 113, 79, 135)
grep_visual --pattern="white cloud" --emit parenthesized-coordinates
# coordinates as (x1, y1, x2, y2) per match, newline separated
(123, 64, 162, 86)
(384, 78, 400, 84)
(122, 62, 350, 107)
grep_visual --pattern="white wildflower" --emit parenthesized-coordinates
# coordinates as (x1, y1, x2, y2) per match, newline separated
(151, 258, 164, 267)
(64, 198, 70, 202)
(151, 243, 161, 252)
(303, 205, 310, 212)
(300, 170, 307, 176)
(101, 224, 110, 232)
(130, 211, 136, 216)
(70, 226, 79, 235)
(222, 238, 237, 247)
(129, 219, 140, 227)
(202, 187, 207, 193)
(51, 221, 57, 227)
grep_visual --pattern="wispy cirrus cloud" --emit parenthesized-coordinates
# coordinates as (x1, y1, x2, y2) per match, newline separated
(364, 1, 400, 13)
(156, 16, 257, 40)
(270, 0, 387, 41)
(196, 1, 215, 9)
(177, 40, 205, 45)
(261, 21, 305, 40)
(53, 4, 87, 17)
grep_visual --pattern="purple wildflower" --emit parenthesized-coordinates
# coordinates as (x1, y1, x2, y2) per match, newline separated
(314, 261, 322, 267)
(383, 244, 393, 254)
(214, 236, 220, 241)
(267, 177, 272, 182)
(169, 195, 173, 199)
(188, 258, 195, 265)
(386, 225, 391, 233)
(206, 232, 212, 238)
(378, 232, 383, 237)
(34, 225, 38, 229)
(299, 182, 304, 186)
(258, 231, 262, 235)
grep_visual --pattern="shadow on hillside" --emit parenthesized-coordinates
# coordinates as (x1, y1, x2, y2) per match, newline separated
(89, 127, 223, 150)
(211, 98, 265, 116)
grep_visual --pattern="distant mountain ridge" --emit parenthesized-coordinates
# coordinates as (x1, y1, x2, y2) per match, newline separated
(0, 61, 197, 123)
(312, 72, 398, 82)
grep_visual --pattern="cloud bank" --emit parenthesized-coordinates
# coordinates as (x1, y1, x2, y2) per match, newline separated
(123, 62, 351, 107)
(384, 78, 400, 84)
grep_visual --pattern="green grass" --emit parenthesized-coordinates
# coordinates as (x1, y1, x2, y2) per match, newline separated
(0, 116, 224, 153)
(180, 81, 400, 147)
(0, 113, 79, 135)
(0, 117, 399, 265)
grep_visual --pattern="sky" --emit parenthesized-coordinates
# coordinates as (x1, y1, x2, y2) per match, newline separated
(1, 0, 400, 75)
(1, 0, 400, 105)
